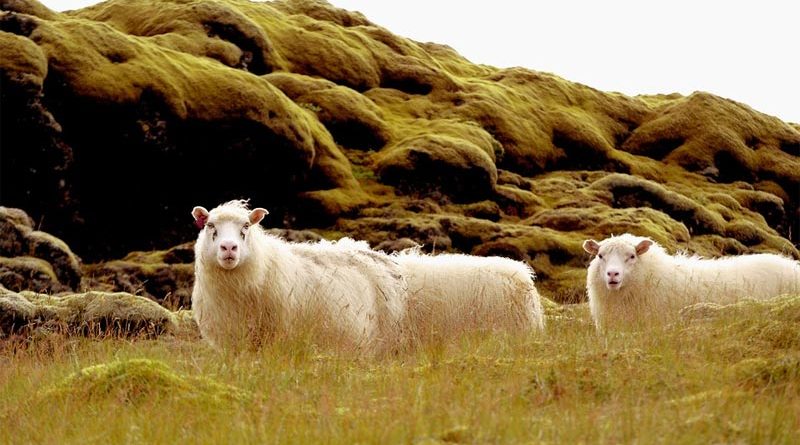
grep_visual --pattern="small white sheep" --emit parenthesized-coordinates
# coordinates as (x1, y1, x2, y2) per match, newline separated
(190, 200, 405, 351)
(583, 233, 800, 330)
(393, 249, 545, 341)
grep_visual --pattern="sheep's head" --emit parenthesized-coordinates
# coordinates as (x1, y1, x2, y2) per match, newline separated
(583, 236, 653, 290)
(192, 202, 268, 270)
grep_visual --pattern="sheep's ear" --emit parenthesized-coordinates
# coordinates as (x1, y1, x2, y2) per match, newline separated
(249, 208, 269, 225)
(583, 239, 600, 255)
(192, 206, 209, 229)
(636, 239, 653, 256)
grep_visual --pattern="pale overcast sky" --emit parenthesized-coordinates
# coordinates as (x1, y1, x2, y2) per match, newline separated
(37, 0, 800, 123)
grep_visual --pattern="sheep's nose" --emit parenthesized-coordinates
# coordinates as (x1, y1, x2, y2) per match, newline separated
(220, 242, 238, 253)
(607, 270, 620, 278)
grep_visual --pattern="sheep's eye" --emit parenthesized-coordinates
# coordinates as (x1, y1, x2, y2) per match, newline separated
(598, 254, 604, 259)
(205, 224, 217, 240)
(629, 254, 636, 260)
(243, 223, 250, 230)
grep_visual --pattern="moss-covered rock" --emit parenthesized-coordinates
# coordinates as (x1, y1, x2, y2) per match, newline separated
(47, 358, 251, 405)
(26, 230, 82, 289)
(265, 72, 390, 150)
(0, 207, 82, 291)
(0, 288, 180, 337)
(376, 134, 498, 201)
(74, 0, 286, 75)
(622, 93, 800, 188)
(589, 173, 726, 235)
(84, 243, 196, 310)
(0, 206, 33, 257)
(0, 287, 37, 333)
(0, 256, 67, 294)
(2, 0, 365, 260)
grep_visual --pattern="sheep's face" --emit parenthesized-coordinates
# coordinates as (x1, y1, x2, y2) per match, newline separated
(584, 238, 653, 290)
(192, 205, 268, 270)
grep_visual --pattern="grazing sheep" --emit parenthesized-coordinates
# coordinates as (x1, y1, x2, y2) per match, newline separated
(393, 249, 545, 341)
(583, 233, 800, 330)
(191, 200, 405, 351)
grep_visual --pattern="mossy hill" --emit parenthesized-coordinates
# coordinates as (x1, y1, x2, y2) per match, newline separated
(2, 0, 798, 301)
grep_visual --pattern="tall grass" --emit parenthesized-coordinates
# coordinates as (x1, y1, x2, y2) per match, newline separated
(1, 298, 799, 444)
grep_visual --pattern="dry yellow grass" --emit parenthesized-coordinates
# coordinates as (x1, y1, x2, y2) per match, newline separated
(2, 296, 800, 443)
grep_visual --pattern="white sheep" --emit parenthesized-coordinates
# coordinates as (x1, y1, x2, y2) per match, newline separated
(393, 249, 545, 341)
(190, 200, 406, 351)
(583, 233, 800, 330)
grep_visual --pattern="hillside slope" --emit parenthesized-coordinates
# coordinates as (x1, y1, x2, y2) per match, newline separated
(2, 0, 798, 299)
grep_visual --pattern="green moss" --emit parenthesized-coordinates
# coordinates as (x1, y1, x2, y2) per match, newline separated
(84, 250, 195, 308)
(119, 242, 194, 265)
(0, 289, 38, 334)
(724, 220, 765, 246)
(29, 2, 363, 206)
(0, 208, 82, 291)
(264, 14, 381, 91)
(622, 92, 800, 194)
(376, 133, 498, 201)
(0, 29, 48, 88)
(0, 256, 64, 294)
(0, 209, 32, 258)
(635, 92, 683, 108)
(1, 288, 187, 338)
(297, 101, 322, 112)
(75, 0, 286, 73)
(493, 185, 544, 217)
(304, 89, 388, 149)
(271, 0, 373, 27)
(590, 173, 731, 236)
(529, 206, 691, 246)
(14, 290, 178, 337)
(26, 230, 82, 289)
(265, 71, 391, 150)
(0, 206, 35, 229)
(351, 165, 377, 181)
(297, 187, 370, 224)
(47, 359, 251, 405)
(459, 200, 502, 221)
(1, 0, 58, 19)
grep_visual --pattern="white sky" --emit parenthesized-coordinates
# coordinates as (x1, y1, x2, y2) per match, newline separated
(38, 0, 800, 123)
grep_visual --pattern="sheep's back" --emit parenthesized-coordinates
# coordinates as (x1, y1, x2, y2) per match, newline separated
(670, 253, 800, 302)
(396, 253, 542, 334)
(288, 241, 407, 345)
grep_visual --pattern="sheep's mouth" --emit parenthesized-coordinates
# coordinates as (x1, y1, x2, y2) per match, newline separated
(218, 256, 239, 268)
(606, 280, 621, 289)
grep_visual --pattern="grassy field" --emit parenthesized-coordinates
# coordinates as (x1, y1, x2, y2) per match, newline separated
(1, 297, 799, 444)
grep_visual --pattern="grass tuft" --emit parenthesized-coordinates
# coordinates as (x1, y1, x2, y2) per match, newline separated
(45, 358, 251, 405)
